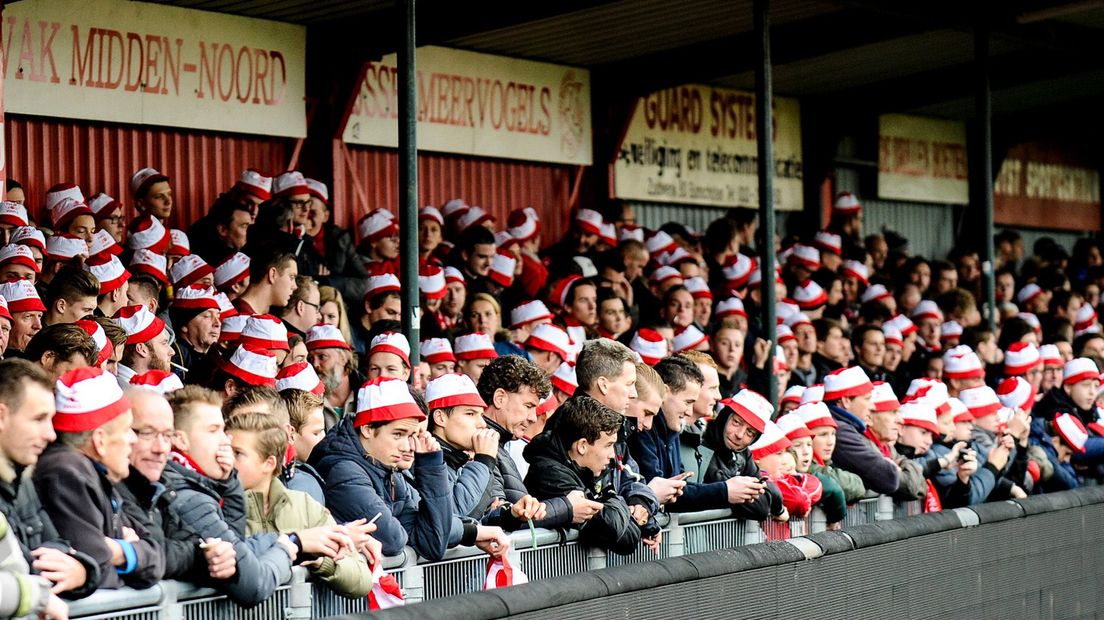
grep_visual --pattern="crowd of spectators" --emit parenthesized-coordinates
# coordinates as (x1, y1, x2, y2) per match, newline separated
(0, 169, 1100, 618)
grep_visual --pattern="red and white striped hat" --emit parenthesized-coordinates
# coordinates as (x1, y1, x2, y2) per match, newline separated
(1054, 413, 1088, 453)
(87, 193, 121, 221)
(793, 279, 828, 310)
(882, 324, 904, 347)
(10, 227, 46, 252)
(537, 392, 559, 417)
(441, 198, 468, 222)
(84, 255, 128, 295)
(0, 245, 39, 274)
(1017, 312, 1042, 334)
(789, 244, 820, 271)
(720, 388, 773, 433)
(750, 420, 792, 460)
(775, 299, 800, 325)
(723, 254, 755, 289)
(365, 274, 402, 300)
(369, 332, 411, 367)
(899, 402, 939, 434)
(219, 345, 277, 387)
(940, 321, 963, 342)
(885, 314, 917, 336)
(167, 230, 190, 256)
(214, 252, 250, 291)
(276, 361, 325, 396)
(959, 385, 1001, 419)
(795, 401, 835, 429)
(170, 255, 213, 288)
(840, 260, 869, 285)
(861, 284, 893, 305)
(419, 205, 445, 227)
(1063, 357, 1100, 386)
(0, 279, 45, 313)
(619, 224, 645, 243)
(800, 385, 825, 405)
(130, 370, 184, 395)
(996, 377, 1034, 412)
(418, 265, 447, 300)
(551, 362, 578, 396)
(781, 385, 805, 406)
(630, 328, 667, 365)
(946, 397, 973, 423)
(1039, 344, 1063, 367)
(649, 265, 683, 288)
(305, 324, 351, 351)
(46, 234, 89, 262)
(683, 276, 712, 300)
(426, 373, 486, 411)
(130, 168, 169, 198)
(420, 338, 456, 365)
(526, 323, 572, 360)
(823, 366, 874, 401)
(354, 377, 425, 427)
(776, 324, 796, 345)
(272, 171, 310, 198)
(171, 285, 219, 311)
(49, 197, 93, 231)
(715, 296, 747, 320)
(214, 292, 237, 320)
(598, 222, 618, 248)
(1016, 283, 1044, 306)
(0, 202, 28, 228)
(113, 304, 165, 345)
(942, 345, 984, 380)
(575, 209, 604, 236)
(357, 211, 398, 243)
(489, 250, 517, 287)
(45, 183, 83, 212)
(76, 319, 113, 366)
(127, 214, 170, 253)
(240, 315, 290, 351)
(89, 229, 122, 260)
(673, 325, 708, 354)
(775, 412, 815, 440)
(456, 206, 494, 232)
(813, 231, 842, 256)
(509, 300, 553, 329)
(506, 207, 541, 243)
(911, 300, 943, 322)
(235, 169, 272, 201)
(444, 267, 465, 286)
(218, 315, 248, 343)
(833, 191, 862, 214)
(130, 249, 169, 285)
(305, 179, 328, 203)
(1074, 303, 1098, 334)
(645, 230, 678, 256)
(871, 381, 901, 411)
(547, 275, 583, 310)
(784, 312, 812, 331)
(904, 380, 951, 416)
(658, 246, 696, 268)
(454, 332, 498, 360)
(1003, 342, 1040, 376)
(53, 367, 130, 432)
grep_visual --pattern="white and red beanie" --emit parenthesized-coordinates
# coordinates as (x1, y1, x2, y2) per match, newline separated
(882, 325, 904, 348)
(127, 214, 170, 254)
(1054, 413, 1088, 453)
(823, 366, 874, 401)
(720, 388, 773, 434)
(10, 227, 46, 252)
(784, 312, 812, 331)
(129, 249, 169, 285)
(49, 197, 93, 231)
(884, 314, 917, 336)
(781, 385, 805, 407)
(365, 273, 402, 300)
(525, 323, 572, 360)
(0, 279, 45, 313)
(942, 345, 984, 380)
(904, 380, 951, 416)
(750, 421, 792, 460)
(619, 224, 645, 243)
(214, 252, 251, 291)
(130, 370, 184, 395)
(130, 168, 169, 198)
(454, 332, 498, 360)
(354, 377, 426, 427)
(630, 329, 667, 365)
(305, 324, 352, 351)
(510, 300, 553, 330)
(673, 325, 708, 354)
(420, 338, 457, 365)
(795, 401, 836, 429)
(418, 265, 447, 300)
(1003, 342, 1040, 376)
(813, 231, 842, 256)
(1017, 312, 1042, 334)
(789, 244, 820, 271)
(444, 266, 465, 287)
(996, 377, 1034, 412)
(0, 202, 28, 228)
(272, 171, 310, 198)
(649, 266, 683, 288)
(911, 300, 942, 322)
(369, 332, 412, 367)
(659, 246, 696, 268)
(76, 319, 113, 366)
(551, 362, 578, 396)
(214, 292, 237, 320)
(645, 230, 678, 256)
(683, 276, 712, 300)
(871, 381, 901, 412)
(419, 205, 445, 227)
(219, 344, 278, 387)
(218, 315, 248, 343)
(574, 209, 604, 236)
(171, 285, 219, 311)
(426, 373, 486, 411)
(1074, 303, 1098, 335)
(775, 412, 815, 440)
(441, 199, 468, 223)
(723, 254, 755, 290)
(861, 284, 893, 305)
(899, 402, 939, 434)
(775, 299, 800, 325)
(958, 385, 1001, 419)
(715, 296, 747, 320)
(305, 179, 328, 204)
(1039, 344, 1063, 368)
(0, 245, 39, 274)
(946, 397, 973, 423)
(841, 260, 869, 285)
(598, 222, 618, 248)
(53, 367, 130, 433)
(276, 361, 325, 396)
(940, 321, 963, 343)
(833, 191, 862, 214)
(547, 275, 583, 310)
(1016, 283, 1044, 307)
(84, 255, 129, 295)
(358, 211, 399, 243)
(506, 207, 541, 243)
(45, 183, 84, 213)
(489, 250, 517, 287)
(45, 234, 89, 262)
(800, 385, 825, 405)
(170, 254, 213, 288)
(240, 315, 290, 351)
(1063, 358, 1100, 386)
(456, 206, 494, 232)
(113, 304, 165, 345)
(235, 169, 273, 201)
(793, 279, 827, 310)
(776, 324, 795, 346)
(89, 229, 122, 260)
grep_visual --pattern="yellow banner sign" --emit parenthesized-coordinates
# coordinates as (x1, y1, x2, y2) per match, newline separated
(878, 114, 968, 204)
(3, 0, 306, 137)
(343, 46, 592, 166)
(612, 85, 802, 210)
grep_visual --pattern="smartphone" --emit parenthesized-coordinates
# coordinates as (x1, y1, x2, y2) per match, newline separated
(674, 472, 694, 481)
(367, 512, 383, 526)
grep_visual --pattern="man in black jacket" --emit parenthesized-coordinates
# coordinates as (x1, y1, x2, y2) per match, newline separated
(0, 359, 99, 599)
(34, 367, 164, 590)
(701, 389, 778, 521)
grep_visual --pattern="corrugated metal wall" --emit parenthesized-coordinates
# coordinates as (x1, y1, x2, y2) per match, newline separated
(5, 115, 289, 229)
(863, 199, 956, 260)
(332, 142, 573, 242)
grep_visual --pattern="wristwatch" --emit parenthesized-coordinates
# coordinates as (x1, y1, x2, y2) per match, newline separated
(288, 532, 305, 556)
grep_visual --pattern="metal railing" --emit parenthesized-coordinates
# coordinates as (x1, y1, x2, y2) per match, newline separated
(67, 497, 909, 619)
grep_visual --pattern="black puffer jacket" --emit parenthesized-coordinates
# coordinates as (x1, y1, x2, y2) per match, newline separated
(701, 406, 779, 521)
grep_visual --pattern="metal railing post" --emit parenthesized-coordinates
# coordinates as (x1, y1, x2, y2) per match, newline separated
(665, 513, 685, 557)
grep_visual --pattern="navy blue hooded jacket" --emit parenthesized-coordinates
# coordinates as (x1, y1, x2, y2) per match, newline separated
(629, 416, 730, 512)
